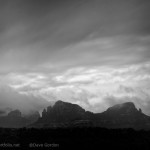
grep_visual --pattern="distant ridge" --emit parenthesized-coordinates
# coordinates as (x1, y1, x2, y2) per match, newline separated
(0, 110, 40, 128)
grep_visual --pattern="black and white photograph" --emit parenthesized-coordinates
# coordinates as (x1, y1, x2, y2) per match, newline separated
(0, 0, 150, 149)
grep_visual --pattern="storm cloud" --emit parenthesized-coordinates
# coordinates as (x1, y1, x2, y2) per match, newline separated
(0, 0, 149, 72)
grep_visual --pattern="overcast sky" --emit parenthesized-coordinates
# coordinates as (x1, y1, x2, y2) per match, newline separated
(0, 0, 150, 114)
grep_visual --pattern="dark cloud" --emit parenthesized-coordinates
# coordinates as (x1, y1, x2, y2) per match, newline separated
(0, 0, 149, 73)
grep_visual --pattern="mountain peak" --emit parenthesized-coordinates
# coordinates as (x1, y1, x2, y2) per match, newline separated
(109, 102, 135, 109)
(54, 100, 66, 106)
(36, 100, 87, 124)
(54, 100, 84, 111)
(121, 102, 135, 107)
(106, 102, 137, 114)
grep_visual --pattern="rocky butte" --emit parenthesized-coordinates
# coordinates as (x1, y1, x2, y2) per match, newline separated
(30, 101, 150, 130)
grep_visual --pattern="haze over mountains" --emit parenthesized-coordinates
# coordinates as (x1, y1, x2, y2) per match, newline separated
(0, 85, 50, 115)
(0, 109, 40, 128)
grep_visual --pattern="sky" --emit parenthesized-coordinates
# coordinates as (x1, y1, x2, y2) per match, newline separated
(0, 0, 150, 115)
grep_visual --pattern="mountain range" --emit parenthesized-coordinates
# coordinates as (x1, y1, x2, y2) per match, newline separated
(30, 100, 150, 130)
(1, 100, 150, 129)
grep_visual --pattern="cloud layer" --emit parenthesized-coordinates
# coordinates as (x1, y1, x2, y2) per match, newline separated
(0, 0, 149, 72)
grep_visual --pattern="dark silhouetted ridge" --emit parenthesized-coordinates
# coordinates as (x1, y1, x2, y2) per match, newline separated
(31, 101, 150, 129)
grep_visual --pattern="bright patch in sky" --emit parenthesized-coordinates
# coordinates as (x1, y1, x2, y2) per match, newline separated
(2, 62, 150, 114)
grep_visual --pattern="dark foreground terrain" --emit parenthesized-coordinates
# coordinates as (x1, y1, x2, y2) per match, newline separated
(0, 128, 150, 150)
